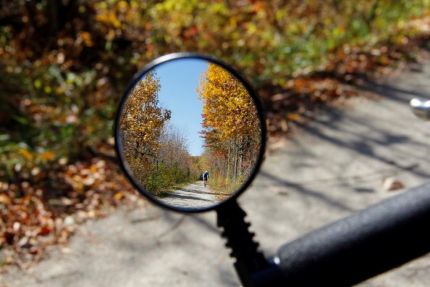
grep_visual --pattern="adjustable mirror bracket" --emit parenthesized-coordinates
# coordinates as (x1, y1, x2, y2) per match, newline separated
(216, 200, 283, 287)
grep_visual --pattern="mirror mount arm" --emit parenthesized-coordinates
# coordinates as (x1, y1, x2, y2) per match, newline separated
(216, 200, 283, 287)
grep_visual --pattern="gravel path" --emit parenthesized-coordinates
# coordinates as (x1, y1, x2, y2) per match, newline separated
(159, 181, 219, 209)
(2, 58, 430, 286)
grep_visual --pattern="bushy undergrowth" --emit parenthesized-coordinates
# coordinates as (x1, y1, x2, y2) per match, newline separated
(146, 164, 193, 196)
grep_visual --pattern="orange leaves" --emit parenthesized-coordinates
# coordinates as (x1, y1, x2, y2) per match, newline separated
(198, 64, 260, 144)
(64, 159, 106, 192)
(14, 149, 56, 176)
(40, 151, 55, 161)
(264, 75, 358, 137)
(114, 192, 125, 201)
(119, 72, 172, 188)
(94, 0, 138, 41)
(0, 193, 12, 205)
(198, 64, 261, 187)
(286, 113, 302, 122)
(79, 32, 94, 47)
(95, 7, 122, 29)
(18, 149, 33, 161)
(121, 73, 170, 138)
(0, 157, 136, 268)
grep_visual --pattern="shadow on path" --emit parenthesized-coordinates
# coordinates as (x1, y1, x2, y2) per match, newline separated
(162, 192, 214, 202)
(260, 171, 355, 212)
(180, 187, 231, 197)
(295, 121, 430, 179)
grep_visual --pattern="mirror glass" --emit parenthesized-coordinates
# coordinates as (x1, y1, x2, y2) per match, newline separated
(117, 57, 263, 210)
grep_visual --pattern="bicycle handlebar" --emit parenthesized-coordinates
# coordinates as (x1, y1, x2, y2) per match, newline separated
(276, 182, 430, 286)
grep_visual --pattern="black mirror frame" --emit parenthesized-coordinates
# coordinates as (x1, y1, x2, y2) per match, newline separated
(114, 52, 267, 213)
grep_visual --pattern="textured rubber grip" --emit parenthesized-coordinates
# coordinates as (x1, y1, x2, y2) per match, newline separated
(277, 182, 430, 286)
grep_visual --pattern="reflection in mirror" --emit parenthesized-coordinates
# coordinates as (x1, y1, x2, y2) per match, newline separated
(118, 58, 262, 210)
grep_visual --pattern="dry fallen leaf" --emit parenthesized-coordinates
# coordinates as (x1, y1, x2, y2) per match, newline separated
(383, 177, 405, 192)
(0, 194, 11, 205)
(114, 192, 125, 201)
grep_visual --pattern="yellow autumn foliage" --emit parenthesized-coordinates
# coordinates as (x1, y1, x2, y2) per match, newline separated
(120, 72, 171, 184)
(198, 64, 260, 143)
(198, 64, 261, 190)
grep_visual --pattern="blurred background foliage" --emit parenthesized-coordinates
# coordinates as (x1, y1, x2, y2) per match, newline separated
(0, 0, 429, 181)
(2, 0, 430, 266)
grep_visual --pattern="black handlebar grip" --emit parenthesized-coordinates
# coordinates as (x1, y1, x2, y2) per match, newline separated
(277, 182, 430, 286)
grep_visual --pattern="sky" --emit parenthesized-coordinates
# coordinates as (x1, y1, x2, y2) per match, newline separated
(153, 58, 208, 156)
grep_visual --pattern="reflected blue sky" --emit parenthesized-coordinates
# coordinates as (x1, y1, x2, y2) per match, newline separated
(154, 59, 208, 156)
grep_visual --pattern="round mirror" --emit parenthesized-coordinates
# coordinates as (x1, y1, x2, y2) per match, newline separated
(115, 53, 266, 212)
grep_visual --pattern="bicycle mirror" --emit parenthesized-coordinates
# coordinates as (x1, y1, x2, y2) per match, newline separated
(115, 53, 266, 213)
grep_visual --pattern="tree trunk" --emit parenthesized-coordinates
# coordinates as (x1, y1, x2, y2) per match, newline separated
(226, 144, 231, 180)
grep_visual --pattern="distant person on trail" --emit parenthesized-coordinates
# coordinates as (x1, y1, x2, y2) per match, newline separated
(203, 171, 209, 187)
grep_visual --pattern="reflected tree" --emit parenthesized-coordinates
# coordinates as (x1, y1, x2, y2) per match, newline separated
(198, 64, 260, 192)
(120, 72, 171, 186)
